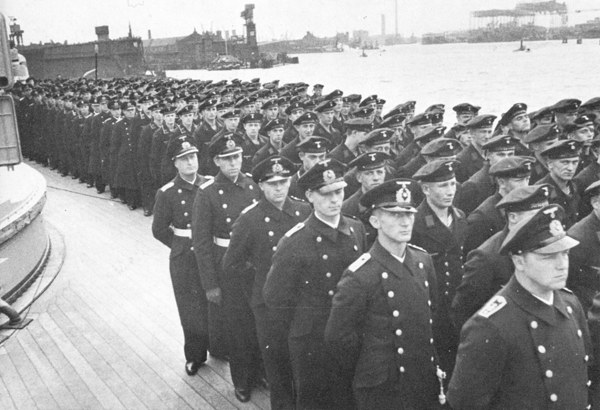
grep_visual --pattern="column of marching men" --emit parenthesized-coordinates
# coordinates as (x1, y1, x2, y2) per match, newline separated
(11, 75, 600, 409)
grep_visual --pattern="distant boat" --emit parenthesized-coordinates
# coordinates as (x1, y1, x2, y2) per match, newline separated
(514, 39, 527, 52)
(360, 48, 368, 57)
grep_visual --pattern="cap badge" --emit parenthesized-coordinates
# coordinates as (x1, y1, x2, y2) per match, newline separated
(540, 186, 549, 197)
(548, 219, 564, 237)
(396, 185, 411, 204)
(272, 162, 284, 173)
(543, 206, 558, 219)
(182, 141, 191, 150)
(323, 169, 336, 183)
(447, 142, 454, 150)
(447, 162, 453, 171)
(368, 153, 377, 162)
(226, 139, 236, 149)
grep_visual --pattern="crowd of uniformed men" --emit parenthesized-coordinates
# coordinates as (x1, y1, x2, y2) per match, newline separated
(11, 75, 600, 409)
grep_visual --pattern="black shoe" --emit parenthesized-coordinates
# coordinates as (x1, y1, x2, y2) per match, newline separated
(234, 388, 251, 403)
(185, 360, 204, 376)
(255, 376, 269, 390)
(128, 204, 137, 211)
(143, 210, 153, 217)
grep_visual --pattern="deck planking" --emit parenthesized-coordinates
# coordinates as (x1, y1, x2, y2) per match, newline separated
(0, 162, 271, 409)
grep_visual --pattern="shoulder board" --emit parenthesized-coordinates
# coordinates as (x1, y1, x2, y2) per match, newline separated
(245, 172, 253, 178)
(560, 287, 573, 294)
(102, 118, 112, 124)
(241, 202, 259, 214)
(408, 243, 427, 253)
(159, 181, 175, 192)
(199, 179, 215, 190)
(342, 213, 358, 220)
(289, 195, 306, 202)
(285, 222, 305, 237)
(348, 253, 371, 272)
(115, 118, 124, 123)
(478, 295, 507, 318)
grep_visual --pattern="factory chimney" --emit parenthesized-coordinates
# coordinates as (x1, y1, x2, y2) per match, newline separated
(395, 0, 398, 37)
(381, 14, 386, 36)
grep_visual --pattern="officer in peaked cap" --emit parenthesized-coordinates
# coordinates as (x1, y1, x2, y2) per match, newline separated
(569, 179, 600, 313)
(152, 137, 212, 377)
(264, 158, 366, 410)
(224, 154, 311, 408)
(192, 129, 261, 402)
(455, 114, 497, 183)
(458, 134, 519, 214)
(326, 177, 442, 410)
(537, 139, 582, 228)
(552, 98, 581, 131)
(464, 156, 533, 253)
(328, 117, 372, 165)
(411, 159, 467, 380)
(280, 111, 319, 163)
(451, 184, 552, 330)
(449, 204, 591, 410)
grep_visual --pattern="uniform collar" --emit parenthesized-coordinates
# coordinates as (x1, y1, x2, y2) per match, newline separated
(174, 173, 199, 190)
(258, 197, 297, 221)
(215, 171, 251, 188)
(505, 276, 570, 325)
(369, 239, 419, 280)
(306, 212, 352, 242)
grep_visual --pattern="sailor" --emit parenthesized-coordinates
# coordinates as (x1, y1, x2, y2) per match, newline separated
(264, 158, 366, 410)
(464, 156, 533, 253)
(252, 118, 286, 167)
(113, 100, 141, 210)
(327, 118, 372, 165)
(496, 103, 531, 151)
(342, 151, 389, 218)
(448, 204, 591, 410)
(523, 123, 561, 184)
(325, 178, 442, 410)
(280, 111, 318, 163)
(455, 114, 497, 183)
(222, 156, 311, 408)
(206, 109, 242, 175)
(150, 105, 179, 186)
(550, 98, 581, 132)
(191, 133, 260, 376)
(192, 97, 222, 155)
(288, 136, 331, 201)
(574, 135, 600, 216)
(312, 83, 324, 100)
(564, 113, 596, 175)
(451, 184, 552, 330)
(529, 105, 555, 127)
(412, 159, 468, 379)
(443, 102, 480, 141)
(395, 125, 446, 179)
(88, 95, 111, 193)
(536, 139, 582, 228)
(324, 89, 345, 132)
(456, 134, 518, 214)
(99, 99, 122, 198)
(314, 99, 343, 146)
(238, 112, 267, 173)
(394, 113, 432, 167)
(137, 103, 163, 216)
(281, 100, 304, 143)
(152, 137, 211, 376)
(567, 180, 600, 312)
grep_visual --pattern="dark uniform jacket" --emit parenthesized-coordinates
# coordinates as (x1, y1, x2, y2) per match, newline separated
(100, 116, 118, 183)
(150, 125, 178, 186)
(449, 277, 592, 410)
(252, 140, 281, 168)
(280, 136, 302, 164)
(222, 197, 311, 308)
(113, 117, 139, 190)
(574, 160, 600, 217)
(529, 155, 549, 184)
(192, 172, 260, 292)
(137, 121, 160, 184)
(324, 240, 440, 406)
(240, 133, 267, 173)
(537, 173, 581, 229)
(464, 192, 505, 254)
(451, 229, 512, 330)
(567, 212, 600, 312)
(88, 111, 110, 176)
(328, 143, 357, 165)
(455, 144, 484, 183)
(457, 163, 496, 215)
(395, 154, 426, 179)
(315, 122, 343, 146)
(393, 140, 420, 169)
(263, 213, 366, 335)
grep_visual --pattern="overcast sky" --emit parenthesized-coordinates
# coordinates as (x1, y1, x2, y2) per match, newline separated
(3, 0, 600, 44)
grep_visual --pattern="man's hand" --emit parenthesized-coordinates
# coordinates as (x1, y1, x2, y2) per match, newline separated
(206, 287, 222, 305)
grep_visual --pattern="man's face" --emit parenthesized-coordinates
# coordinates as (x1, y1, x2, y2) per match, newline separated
(124, 107, 136, 119)
(174, 152, 199, 177)
(297, 123, 315, 140)
(510, 113, 531, 133)
(244, 121, 261, 137)
(411, 123, 431, 139)
(357, 167, 385, 192)
(214, 152, 242, 180)
(224, 117, 240, 131)
(79, 105, 90, 116)
(457, 112, 474, 125)
(369, 209, 414, 245)
(163, 113, 176, 127)
(265, 106, 279, 120)
(499, 176, 530, 193)
(332, 97, 343, 113)
(470, 127, 494, 147)
(299, 152, 326, 171)
(547, 157, 580, 181)
(268, 127, 285, 146)
(423, 178, 457, 209)
(203, 106, 217, 121)
(487, 150, 515, 167)
(289, 109, 304, 123)
(110, 108, 121, 118)
(243, 103, 256, 114)
(306, 187, 344, 218)
(152, 111, 163, 123)
(260, 178, 291, 207)
(319, 110, 335, 126)
(514, 250, 570, 294)
(342, 102, 351, 115)
(180, 112, 194, 127)
(569, 127, 594, 144)
(556, 112, 578, 127)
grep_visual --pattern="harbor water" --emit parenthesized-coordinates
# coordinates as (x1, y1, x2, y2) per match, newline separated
(168, 39, 600, 120)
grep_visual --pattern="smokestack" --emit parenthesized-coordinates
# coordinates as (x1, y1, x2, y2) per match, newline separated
(148, 29, 152, 40)
(395, 0, 398, 36)
(381, 14, 386, 36)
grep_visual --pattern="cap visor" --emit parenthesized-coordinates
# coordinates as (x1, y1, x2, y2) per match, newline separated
(534, 236, 580, 254)
(174, 147, 198, 159)
(377, 205, 417, 213)
(263, 175, 291, 183)
(317, 180, 347, 194)
(217, 148, 243, 158)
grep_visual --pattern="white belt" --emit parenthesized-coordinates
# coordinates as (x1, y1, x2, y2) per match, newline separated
(213, 236, 230, 247)
(172, 227, 191, 238)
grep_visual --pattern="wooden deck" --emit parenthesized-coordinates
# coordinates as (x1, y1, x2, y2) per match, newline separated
(0, 162, 270, 409)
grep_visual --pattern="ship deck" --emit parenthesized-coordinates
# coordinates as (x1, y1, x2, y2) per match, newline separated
(0, 162, 270, 409)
